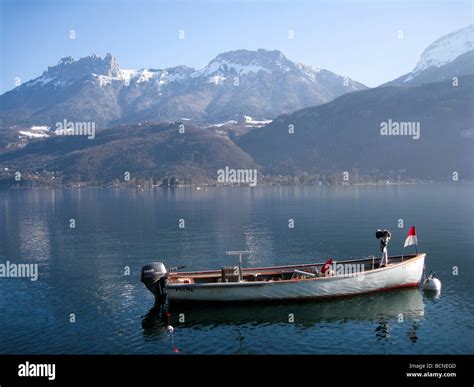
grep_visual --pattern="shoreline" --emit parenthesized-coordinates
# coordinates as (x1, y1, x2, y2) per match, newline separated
(0, 180, 471, 190)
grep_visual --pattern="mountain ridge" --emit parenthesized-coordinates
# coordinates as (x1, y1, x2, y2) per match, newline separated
(0, 49, 367, 128)
(383, 24, 473, 87)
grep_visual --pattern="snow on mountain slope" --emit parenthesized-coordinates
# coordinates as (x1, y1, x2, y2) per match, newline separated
(16, 50, 359, 90)
(1, 50, 366, 127)
(405, 24, 473, 82)
(198, 59, 273, 77)
(119, 69, 137, 86)
(294, 63, 321, 82)
(18, 125, 51, 139)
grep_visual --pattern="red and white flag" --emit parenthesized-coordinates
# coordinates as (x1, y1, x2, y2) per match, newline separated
(404, 226, 417, 248)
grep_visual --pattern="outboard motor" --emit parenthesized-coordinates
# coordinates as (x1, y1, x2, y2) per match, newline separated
(141, 262, 168, 303)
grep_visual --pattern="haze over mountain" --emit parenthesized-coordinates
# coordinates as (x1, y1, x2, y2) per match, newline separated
(384, 24, 473, 86)
(239, 75, 474, 180)
(0, 49, 366, 128)
(0, 25, 472, 186)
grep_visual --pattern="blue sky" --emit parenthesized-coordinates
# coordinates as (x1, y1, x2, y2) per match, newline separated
(0, 0, 472, 93)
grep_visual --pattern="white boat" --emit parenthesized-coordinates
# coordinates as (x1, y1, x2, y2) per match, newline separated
(141, 252, 426, 303)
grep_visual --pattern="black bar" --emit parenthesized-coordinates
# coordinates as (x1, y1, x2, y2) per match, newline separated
(0, 355, 471, 385)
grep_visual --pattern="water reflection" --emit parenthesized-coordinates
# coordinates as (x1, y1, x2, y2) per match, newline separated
(142, 289, 424, 341)
(142, 303, 170, 339)
(18, 215, 51, 262)
(375, 319, 390, 341)
(407, 320, 420, 343)
(424, 289, 441, 300)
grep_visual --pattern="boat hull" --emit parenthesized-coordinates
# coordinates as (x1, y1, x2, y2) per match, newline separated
(167, 254, 425, 302)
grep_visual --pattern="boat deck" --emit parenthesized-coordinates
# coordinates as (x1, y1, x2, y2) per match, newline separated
(168, 254, 419, 285)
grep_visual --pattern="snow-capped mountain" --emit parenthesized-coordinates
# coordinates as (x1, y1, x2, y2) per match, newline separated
(0, 50, 366, 128)
(27, 54, 121, 87)
(198, 49, 296, 78)
(413, 24, 473, 73)
(22, 53, 195, 90)
(384, 24, 474, 86)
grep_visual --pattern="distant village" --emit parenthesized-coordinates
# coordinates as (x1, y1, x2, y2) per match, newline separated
(0, 167, 429, 189)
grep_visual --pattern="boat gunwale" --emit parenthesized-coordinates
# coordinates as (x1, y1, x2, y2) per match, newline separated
(171, 253, 422, 275)
(167, 253, 426, 289)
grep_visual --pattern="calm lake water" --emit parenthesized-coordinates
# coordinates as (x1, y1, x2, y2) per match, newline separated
(0, 184, 473, 354)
